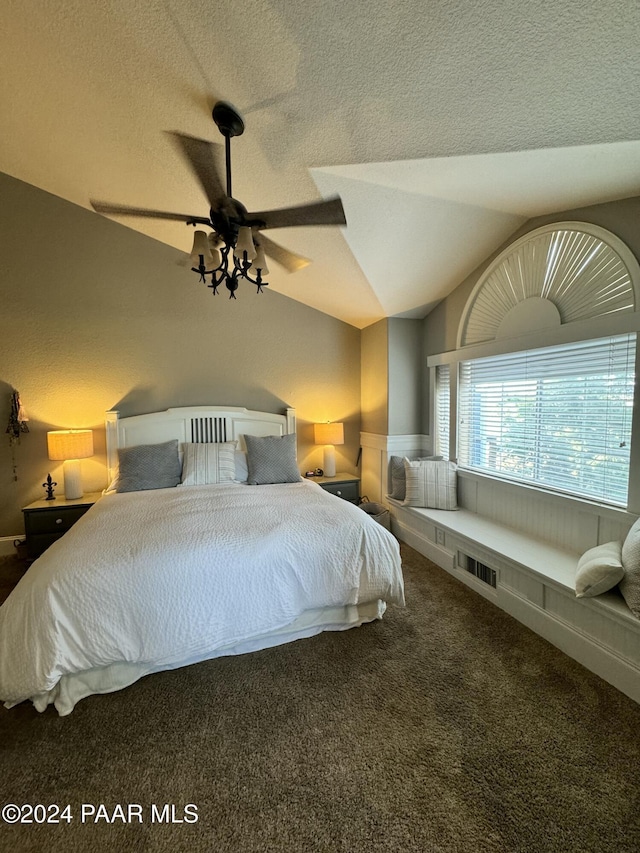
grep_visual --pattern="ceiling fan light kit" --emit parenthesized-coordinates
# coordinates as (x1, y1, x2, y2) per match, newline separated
(91, 101, 346, 300)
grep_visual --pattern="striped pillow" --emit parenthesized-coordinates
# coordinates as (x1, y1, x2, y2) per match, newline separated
(181, 441, 238, 486)
(403, 459, 458, 510)
(388, 454, 444, 501)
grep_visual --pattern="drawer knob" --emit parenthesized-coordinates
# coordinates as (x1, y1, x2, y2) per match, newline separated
(336, 490, 342, 496)
(55, 518, 63, 525)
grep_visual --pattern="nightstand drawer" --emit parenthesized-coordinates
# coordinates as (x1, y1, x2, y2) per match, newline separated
(25, 506, 89, 535)
(320, 481, 359, 502)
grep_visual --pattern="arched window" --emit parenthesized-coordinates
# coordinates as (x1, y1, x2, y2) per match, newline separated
(435, 223, 640, 507)
(458, 222, 639, 348)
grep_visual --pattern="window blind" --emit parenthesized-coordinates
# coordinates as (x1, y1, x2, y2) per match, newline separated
(435, 364, 450, 461)
(458, 334, 636, 506)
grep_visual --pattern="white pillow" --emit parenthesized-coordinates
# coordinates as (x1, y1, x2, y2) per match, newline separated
(619, 519, 640, 617)
(234, 450, 248, 483)
(403, 459, 457, 510)
(575, 541, 624, 598)
(181, 441, 237, 486)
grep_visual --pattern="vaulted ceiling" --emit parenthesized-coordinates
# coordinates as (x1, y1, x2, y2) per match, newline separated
(2, 0, 640, 328)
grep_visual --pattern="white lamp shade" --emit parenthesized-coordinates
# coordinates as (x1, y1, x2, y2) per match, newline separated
(253, 243, 269, 274)
(207, 234, 222, 269)
(47, 430, 93, 461)
(234, 226, 256, 260)
(314, 422, 344, 446)
(190, 230, 214, 266)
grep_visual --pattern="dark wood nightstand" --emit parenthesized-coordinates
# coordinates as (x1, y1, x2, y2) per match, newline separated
(22, 492, 102, 560)
(314, 473, 360, 504)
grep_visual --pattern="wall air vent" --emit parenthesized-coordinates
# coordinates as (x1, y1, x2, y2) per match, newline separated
(463, 556, 497, 588)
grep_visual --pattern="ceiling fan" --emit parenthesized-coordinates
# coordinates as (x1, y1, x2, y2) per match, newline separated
(91, 101, 347, 298)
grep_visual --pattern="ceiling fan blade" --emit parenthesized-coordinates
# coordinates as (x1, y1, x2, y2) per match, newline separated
(256, 233, 311, 273)
(91, 200, 210, 226)
(248, 196, 346, 230)
(168, 132, 227, 209)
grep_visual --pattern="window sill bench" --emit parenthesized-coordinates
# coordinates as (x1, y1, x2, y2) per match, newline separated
(388, 499, 640, 705)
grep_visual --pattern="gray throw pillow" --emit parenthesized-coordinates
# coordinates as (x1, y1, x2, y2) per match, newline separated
(388, 456, 406, 500)
(244, 433, 302, 485)
(116, 440, 182, 493)
(619, 519, 640, 618)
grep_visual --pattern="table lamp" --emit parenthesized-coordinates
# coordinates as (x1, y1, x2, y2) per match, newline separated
(314, 422, 344, 478)
(47, 429, 94, 500)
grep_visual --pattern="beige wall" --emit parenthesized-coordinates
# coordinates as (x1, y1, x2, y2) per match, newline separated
(0, 173, 361, 536)
(360, 319, 388, 435)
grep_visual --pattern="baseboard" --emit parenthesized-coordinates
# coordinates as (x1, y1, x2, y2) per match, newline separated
(392, 517, 455, 570)
(0, 536, 22, 557)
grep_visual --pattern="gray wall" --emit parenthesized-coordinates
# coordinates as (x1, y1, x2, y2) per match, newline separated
(0, 173, 361, 536)
(387, 318, 422, 435)
(361, 317, 425, 438)
(423, 196, 640, 357)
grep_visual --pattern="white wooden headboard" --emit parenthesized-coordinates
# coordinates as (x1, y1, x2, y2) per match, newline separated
(105, 405, 296, 484)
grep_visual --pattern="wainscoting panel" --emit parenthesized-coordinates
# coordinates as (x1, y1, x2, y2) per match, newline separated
(457, 472, 636, 555)
(544, 586, 639, 665)
(359, 433, 431, 503)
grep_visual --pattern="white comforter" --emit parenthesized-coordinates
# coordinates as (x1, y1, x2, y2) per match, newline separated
(0, 480, 403, 715)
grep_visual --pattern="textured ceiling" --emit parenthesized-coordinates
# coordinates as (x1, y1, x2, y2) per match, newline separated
(2, 0, 640, 328)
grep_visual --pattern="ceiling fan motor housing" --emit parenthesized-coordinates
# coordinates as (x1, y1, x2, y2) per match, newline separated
(212, 102, 245, 138)
(210, 197, 251, 244)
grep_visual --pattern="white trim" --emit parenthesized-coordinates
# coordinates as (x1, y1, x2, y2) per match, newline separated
(455, 468, 636, 526)
(628, 343, 640, 515)
(428, 309, 640, 368)
(0, 536, 21, 558)
(359, 432, 429, 452)
(359, 433, 431, 503)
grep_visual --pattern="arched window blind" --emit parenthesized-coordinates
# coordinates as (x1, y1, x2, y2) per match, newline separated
(458, 223, 639, 347)
(458, 333, 636, 506)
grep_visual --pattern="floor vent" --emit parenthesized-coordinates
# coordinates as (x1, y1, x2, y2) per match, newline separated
(464, 557, 497, 588)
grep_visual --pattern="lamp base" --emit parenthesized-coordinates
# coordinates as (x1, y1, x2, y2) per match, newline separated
(63, 459, 84, 500)
(323, 445, 337, 478)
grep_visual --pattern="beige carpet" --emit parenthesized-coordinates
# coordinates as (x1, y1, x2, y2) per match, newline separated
(1, 544, 639, 853)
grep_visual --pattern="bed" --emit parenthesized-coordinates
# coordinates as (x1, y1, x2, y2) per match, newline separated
(0, 406, 404, 716)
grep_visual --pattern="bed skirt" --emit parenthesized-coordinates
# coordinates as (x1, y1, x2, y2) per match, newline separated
(16, 600, 387, 716)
